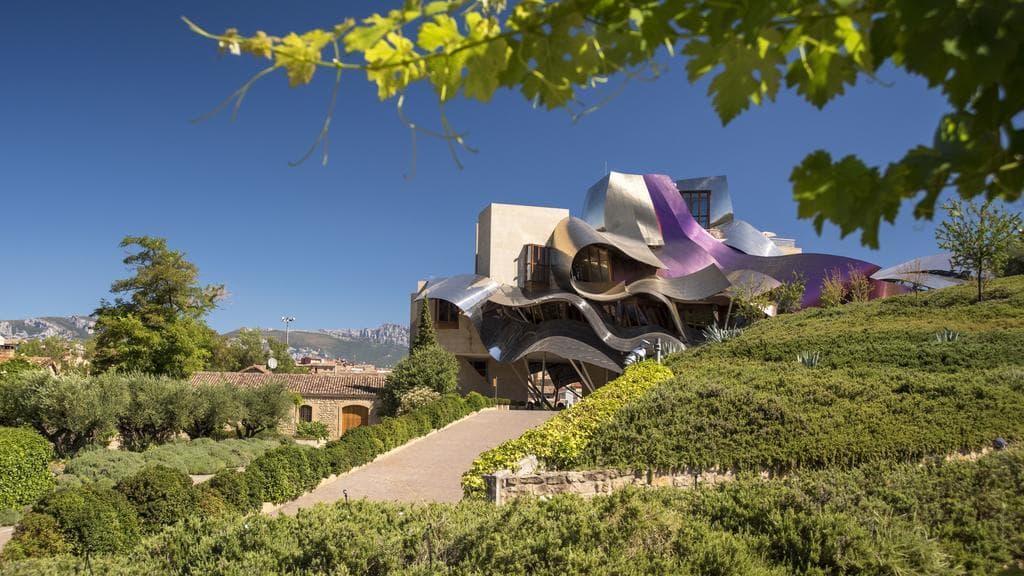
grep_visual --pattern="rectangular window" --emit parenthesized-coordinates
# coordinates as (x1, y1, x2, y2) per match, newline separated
(433, 299, 460, 329)
(680, 190, 711, 229)
(523, 244, 550, 288)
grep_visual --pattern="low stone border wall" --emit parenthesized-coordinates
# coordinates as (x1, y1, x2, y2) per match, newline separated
(484, 467, 769, 504)
(483, 446, 1000, 504)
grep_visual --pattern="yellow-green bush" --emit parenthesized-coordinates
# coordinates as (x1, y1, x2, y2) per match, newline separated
(0, 428, 53, 510)
(462, 361, 673, 497)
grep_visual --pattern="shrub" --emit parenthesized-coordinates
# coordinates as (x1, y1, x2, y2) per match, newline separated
(116, 465, 197, 532)
(192, 485, 230, 518)
(206, 469, 259, 513)
(0, 508, 22, 527)
(819, 268, 847, 308)
(397, 386, 441, 415)
(295, 420, 329, 440)
(847, 265, 872, 302)
(464, 391, 490, 412)
(768, 272, 806, 314)
(381, 344, 458, 415)
(31, 485, 140, 556)
(0, 427, 54, 510)
(243, 445, 315, 504)
(701, 325, 743, 344)
(796, 350, 820, 367)
(463, 361, 674, 497)
(0, 512, 70, 562)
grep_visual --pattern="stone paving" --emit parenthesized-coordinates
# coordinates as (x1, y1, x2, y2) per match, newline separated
(274, 409, 553, 515)
(0, 527, 12, 552)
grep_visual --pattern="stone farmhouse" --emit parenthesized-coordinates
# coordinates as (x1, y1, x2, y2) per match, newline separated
(189, 370, 386, 440)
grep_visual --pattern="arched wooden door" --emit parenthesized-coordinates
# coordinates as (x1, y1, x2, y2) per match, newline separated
(341, 405, 369, 433)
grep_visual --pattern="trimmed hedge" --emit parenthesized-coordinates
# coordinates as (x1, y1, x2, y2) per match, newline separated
(462, 361, 674, 497)
(0, 428, 54, 510)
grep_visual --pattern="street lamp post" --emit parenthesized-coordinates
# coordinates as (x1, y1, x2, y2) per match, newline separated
(281, 316, 296, 349)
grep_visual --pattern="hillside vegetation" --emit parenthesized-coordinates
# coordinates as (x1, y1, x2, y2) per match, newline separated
(582, 277, 1024, 472)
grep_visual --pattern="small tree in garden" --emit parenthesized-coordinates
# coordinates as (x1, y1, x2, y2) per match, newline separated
(768, 272, 806, 314)
(936, 199, 1023, 302)
(846, 266, 872, 303)
(411, 299, 439, 352)
(235, 381, 293, 438)
(382, 345, 458, 415)
(819, 269, 847, 308)
(184, 382, 243, 439)
(115, 374, 194, 451)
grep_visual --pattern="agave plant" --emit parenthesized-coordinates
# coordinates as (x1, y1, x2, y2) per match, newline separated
(702, 325, 744, 344)
(934, 328, 960, 343)
(797, 350, 820, 368)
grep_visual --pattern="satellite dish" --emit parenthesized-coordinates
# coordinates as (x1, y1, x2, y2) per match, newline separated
(267, 357, 279, 370)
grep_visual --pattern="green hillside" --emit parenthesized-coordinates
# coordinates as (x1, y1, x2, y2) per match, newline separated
(581, 277, 1024, 472)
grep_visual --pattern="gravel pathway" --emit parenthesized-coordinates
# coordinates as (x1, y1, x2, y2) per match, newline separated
(274, 409, 553, 515)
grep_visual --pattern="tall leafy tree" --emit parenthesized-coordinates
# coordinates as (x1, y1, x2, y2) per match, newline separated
(936, 199, 1022, 302)
(411, 299, 438, 352)
(92, 236, 223, 378)
(188, 0, 1022, 247)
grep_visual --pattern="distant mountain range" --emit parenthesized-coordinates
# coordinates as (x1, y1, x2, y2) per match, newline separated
(227, 325, 409, 368)
(0, 317, 409, 368)
(0, 316, 96, 341)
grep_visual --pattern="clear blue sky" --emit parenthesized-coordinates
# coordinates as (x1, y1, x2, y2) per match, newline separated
(1, 1, 966, 332)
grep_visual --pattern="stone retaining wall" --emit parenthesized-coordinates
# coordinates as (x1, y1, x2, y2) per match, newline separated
(484, 467, 769, 504)
(483, 446, 998, 504)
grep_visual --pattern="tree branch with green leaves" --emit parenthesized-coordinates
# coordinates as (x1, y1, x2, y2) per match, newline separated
(187, 0, 1024, 248)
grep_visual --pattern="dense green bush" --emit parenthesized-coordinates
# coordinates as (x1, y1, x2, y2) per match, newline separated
(463, 361, 674, 497)
(5, 450, 1022, 575)
(205, 469, 259, 513)
(381, 344, 459, 415)
(59, 437, 278, 487)
(295, 420, 329, 440)
(0, 512, 70, 562)
(582, 278, 1024, 474)
(30, 485, 140, 556)
(243, 445, 324, 504)
(464, 391, 489, 411)
(0, 428, 54, 510)
(116, 466, 197, 532)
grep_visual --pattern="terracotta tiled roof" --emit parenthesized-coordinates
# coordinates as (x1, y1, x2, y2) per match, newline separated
(189, 371, 386, 399)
